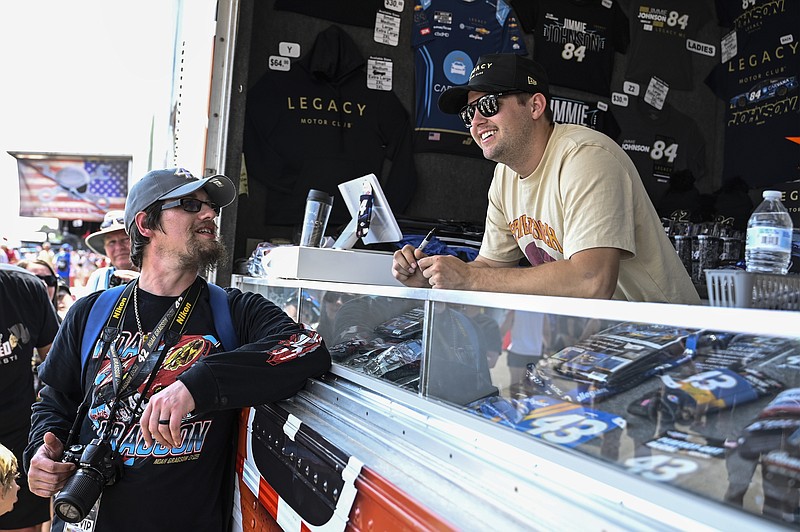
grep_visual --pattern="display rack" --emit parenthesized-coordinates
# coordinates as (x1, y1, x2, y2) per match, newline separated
(231, 274, 800, 530)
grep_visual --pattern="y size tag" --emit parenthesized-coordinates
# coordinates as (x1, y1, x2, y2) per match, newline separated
(278, 42, 300, 58)
(374, 10, 401, 46)
(367, 57, 393, 91)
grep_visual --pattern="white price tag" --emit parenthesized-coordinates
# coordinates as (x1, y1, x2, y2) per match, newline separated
(780, 34, 794, 45)
(721, 30, 737, 63)
(384, 0, 404, 12)
(623, 81, 640, 96)
(644, 24, 653, 31)
(596, 101, 608, 112)
(367, 57, 394, 91)
(268, 55, 291, 71)
(374, 10, 401, 46)
(611, 92, 629, 107)
(278, 42, 301, 58)
(644, 76, 668, 110)
(601, 0, 612, 7)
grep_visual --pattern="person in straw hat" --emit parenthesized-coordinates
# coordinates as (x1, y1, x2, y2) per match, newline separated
(84, 210, 140, 292)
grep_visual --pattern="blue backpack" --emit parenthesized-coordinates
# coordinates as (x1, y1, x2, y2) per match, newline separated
(80, 283, 239, 373)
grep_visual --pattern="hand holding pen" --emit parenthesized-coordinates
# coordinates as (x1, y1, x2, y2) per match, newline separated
(417, 227, 437, 253)
(391, 227, 438, 288)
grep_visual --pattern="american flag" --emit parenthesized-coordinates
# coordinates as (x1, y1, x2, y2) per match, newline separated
(13, 154, 129, 221)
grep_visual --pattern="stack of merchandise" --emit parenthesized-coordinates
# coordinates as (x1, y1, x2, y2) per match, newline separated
(628, 334, 795, 422)
(528, 322, 698, 404)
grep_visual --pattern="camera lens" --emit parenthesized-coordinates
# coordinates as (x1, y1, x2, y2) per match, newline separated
(53, 468, 105, 523)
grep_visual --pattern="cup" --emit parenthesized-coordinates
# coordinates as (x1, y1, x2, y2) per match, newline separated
(673, 235, 692, 275)
(696, 234, 721, 283)
(299, 189, 333, 247)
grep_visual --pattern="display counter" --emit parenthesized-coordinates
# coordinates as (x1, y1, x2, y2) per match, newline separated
(231, 274, 799, 530)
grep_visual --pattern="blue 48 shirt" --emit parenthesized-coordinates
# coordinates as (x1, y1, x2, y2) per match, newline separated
(412, 0, 527, 158)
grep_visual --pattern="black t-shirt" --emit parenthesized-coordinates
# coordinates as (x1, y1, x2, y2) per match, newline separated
(0, 265, 59, 431)
(31, 281, 331, 532)
(512, 0, 629, 96)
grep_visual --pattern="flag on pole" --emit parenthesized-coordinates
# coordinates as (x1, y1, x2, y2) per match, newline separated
(9, 152, 130, 221)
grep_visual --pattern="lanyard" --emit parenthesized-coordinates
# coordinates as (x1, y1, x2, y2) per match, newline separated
(104, 279, 203, 424)
(66, 279, 204, 447)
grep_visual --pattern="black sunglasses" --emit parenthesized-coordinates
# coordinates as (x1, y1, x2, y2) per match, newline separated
(37, 274, 58, 287)
(160, 197, 221, 215)
(459, 91, 522, 128)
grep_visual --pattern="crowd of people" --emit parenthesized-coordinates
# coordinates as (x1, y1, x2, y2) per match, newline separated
(1, 233, 121, 319)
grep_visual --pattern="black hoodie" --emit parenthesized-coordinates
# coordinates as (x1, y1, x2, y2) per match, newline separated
(244, 25, 418, 227)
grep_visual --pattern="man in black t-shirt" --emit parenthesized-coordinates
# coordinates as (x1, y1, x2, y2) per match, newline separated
(0, 265, 59, 531)
(25, 168, 331, 532)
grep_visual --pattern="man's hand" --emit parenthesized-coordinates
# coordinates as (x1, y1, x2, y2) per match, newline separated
(139, 381, 196, 449)
(416, 254, 474, 290)
(27, 432, 76, 497)
(392, 245, 430, 288)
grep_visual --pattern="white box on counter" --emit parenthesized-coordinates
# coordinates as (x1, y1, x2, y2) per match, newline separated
(263, 246, 402, 286)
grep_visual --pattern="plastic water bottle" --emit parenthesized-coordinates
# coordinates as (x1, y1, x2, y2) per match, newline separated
(745, 190, 793, 274)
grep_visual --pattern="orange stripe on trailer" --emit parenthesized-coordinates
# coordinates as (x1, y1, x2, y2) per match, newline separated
(351, 466, 456, 531)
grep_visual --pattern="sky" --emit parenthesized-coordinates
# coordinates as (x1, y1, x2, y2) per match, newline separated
(0, 1, 214, 245)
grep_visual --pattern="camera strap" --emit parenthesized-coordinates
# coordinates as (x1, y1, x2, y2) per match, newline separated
(101, 279, 203, 422)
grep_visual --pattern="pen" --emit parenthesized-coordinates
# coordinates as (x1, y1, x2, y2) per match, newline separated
(417, 227, 437, 252)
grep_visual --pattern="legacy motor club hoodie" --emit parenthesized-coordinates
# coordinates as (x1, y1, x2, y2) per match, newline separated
(244, 25, 418, 228)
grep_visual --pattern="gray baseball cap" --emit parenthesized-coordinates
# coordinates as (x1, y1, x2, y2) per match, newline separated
(124, 168, 236, 232)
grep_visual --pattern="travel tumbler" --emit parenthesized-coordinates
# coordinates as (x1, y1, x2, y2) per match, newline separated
(299, 189, 333, 247)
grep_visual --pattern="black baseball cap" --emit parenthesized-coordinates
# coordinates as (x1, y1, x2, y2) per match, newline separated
(438, 54, 550, 114)
(124, 168, 236, 232)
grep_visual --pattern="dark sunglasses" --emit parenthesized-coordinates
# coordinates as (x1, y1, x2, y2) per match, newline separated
(459, 91, 522, 128)
(160, 197, 221, 215)
(37, 274, 58, 287)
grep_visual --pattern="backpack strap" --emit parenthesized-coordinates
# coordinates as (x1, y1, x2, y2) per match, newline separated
(80, 285, 127, 373)
(80, 283, 240, 374)
(208, 283, 239, 351)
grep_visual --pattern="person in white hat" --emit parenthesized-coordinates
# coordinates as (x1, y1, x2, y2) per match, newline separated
(84, 210, 140, 292)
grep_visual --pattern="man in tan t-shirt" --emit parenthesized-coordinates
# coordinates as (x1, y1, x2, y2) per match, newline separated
(392, 53, 699, 304)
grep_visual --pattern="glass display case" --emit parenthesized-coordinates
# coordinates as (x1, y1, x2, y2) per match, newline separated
(232, 274, 800, 530)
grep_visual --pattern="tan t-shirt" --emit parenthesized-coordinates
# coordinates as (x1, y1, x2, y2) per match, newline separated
(480, 124, 700, 304)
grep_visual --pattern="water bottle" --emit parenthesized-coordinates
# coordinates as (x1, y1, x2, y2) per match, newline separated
(745, 190, 793, 274)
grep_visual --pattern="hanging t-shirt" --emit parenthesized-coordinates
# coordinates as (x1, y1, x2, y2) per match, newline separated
(412, 0, 527, 158)
(625, 0, 713, 90)
(550, 94, 621, 139)
(511, 0, 629, 97)
(614, 97, 706, 202)
(705, 28, 800, 188)
(243, 25, 418, 226)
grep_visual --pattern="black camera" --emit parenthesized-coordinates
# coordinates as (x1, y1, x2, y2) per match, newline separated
(53, 439, 124, 523)
(108, 273, 123, 287)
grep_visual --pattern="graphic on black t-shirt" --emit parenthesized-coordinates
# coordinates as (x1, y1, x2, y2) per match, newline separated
(513, 0, 629, 96)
